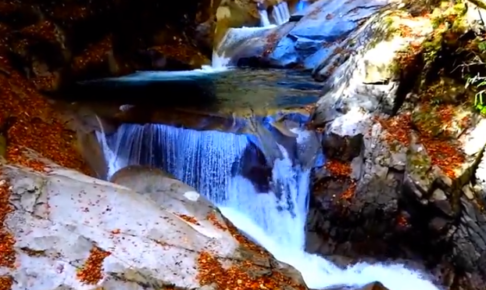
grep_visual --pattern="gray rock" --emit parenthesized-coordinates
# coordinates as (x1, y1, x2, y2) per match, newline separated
(0, 154, 308, 290)
(307, 4, 486, 289)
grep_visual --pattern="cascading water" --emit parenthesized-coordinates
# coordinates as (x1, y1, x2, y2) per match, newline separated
(272, 1, 291, 25)
(295, 0, 311, 14)
(96, 124, 248, 202)
(98, 123, 442, 290)
(258, 9, 272, 27)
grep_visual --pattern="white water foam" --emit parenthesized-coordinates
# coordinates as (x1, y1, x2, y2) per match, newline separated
(218, 131, 441, 290)
(98, 124, 442, 290)
(205, 51, 231, 71)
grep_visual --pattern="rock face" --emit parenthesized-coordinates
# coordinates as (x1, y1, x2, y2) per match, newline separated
(306, 2, 486, 290)
(0, 157, 308, 290)
(0, 0, 220, 93)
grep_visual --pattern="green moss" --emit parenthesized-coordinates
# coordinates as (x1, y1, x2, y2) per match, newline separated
(417, 1, 468, 89)
(365, 12, 400, 50)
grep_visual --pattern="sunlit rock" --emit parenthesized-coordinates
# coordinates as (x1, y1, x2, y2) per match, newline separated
(0, 153, 308, 290)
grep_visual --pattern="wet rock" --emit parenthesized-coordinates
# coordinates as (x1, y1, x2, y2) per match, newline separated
(110, 165, 176, 185)
(0, 152, 309, 290)
(233, 142, 273, 193)
(289, 15, 304, 22)
(359, 282, 389, 290)
(322, 132, 363, 162)
(323, 281, 390, 290)
(75, 129, 108, 179)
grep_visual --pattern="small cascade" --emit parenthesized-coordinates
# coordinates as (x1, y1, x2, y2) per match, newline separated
(99, 123, 441, 290)
(208, 51, 231, 70)
(258, 9, 272, 27)
(272, 1, 290, 25)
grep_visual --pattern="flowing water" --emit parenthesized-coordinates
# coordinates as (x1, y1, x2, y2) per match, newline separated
(90, 16, 442, 290)
(97, 121, 441, 290)
(257, 1, 289, 27)
(272, 1, 291, 25)
(259, 9, 272, 27)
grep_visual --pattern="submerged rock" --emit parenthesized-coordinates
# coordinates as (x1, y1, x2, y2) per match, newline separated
(0, 152, 308, 290)
(321, 132, 364, 162)
(234, 142, 273, 193)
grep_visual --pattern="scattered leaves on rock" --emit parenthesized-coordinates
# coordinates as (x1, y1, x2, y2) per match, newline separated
(77, 246, 111, 285)
(0, 57, 88, 173)
(376, 110, 466, 179)
(341, 181, 356, 200)
(325, 159, 352, 177)
(178, 214, 200, 225)
(206, 211, 227, 231)
(0, 276, 12, 290)
(197, 251, 305, 290)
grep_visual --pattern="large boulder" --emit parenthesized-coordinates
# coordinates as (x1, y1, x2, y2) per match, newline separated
(307, 2, 486, 290)
(0, 155, 308, 290)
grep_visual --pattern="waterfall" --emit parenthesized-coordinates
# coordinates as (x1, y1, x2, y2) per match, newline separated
(272, 1, 290, 25)
(97, 124, 248, 202)
(99, 124, 441, 290)
(259, 9, 272, 27)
